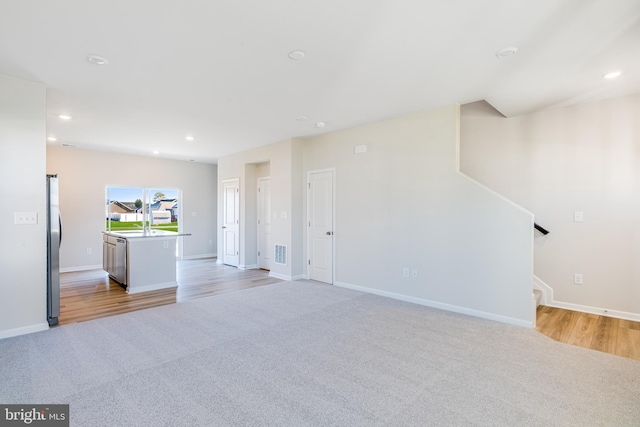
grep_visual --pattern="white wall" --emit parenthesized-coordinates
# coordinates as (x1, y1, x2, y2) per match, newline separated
(0, 74, 48, 338)
(219, 105, 534, 325)
(302, 105, 534, 325)
(460, 94, 640, 318)
(255, 162, 270, 179)
(47, 147, 217, 270)
(241, 161, 271, 268)
(217, 139, 303, 279)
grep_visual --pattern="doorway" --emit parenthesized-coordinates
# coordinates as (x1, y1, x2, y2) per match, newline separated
(307, 169, 334, 284)
(222, 178, 240, 267)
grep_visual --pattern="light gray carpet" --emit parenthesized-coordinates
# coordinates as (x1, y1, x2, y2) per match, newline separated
(1, 281, 639, 426)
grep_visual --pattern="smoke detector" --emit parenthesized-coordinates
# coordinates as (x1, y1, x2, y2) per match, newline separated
(495, 47, 518, 58)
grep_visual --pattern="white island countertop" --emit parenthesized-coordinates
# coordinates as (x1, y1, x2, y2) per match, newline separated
(103, 230, 191, 239)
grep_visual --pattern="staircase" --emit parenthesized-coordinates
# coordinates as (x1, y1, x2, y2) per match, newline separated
(532, 223, 549, 310)
(533, 289, 542, 307)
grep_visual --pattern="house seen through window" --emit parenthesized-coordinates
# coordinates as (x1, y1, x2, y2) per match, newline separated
(106, 187, 180, 233)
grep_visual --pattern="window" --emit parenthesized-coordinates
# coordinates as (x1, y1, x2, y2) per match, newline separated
(106, 187, 180, 233)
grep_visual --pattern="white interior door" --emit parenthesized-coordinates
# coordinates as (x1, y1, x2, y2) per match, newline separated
(308, 170, 334, 284)
(257, 177, 272, 270)
(222, 178, 240, 267)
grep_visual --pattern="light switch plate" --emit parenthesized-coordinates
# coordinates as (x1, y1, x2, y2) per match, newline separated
(15, 212, 38, 225)
(574, 211, 583, 222)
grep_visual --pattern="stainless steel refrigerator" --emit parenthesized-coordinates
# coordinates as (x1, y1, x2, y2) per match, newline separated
(46, 174, 61, 326)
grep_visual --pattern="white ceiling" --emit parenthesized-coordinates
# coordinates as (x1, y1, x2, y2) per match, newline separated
(1, 0, 639, 163)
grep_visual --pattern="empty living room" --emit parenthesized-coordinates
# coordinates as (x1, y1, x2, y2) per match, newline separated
(2, 0, 640, 426)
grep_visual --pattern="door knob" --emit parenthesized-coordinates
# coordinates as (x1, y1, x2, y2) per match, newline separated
(326, 231, 333, 235)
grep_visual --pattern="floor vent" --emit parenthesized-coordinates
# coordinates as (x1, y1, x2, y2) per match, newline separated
(274, 245, 287, 265)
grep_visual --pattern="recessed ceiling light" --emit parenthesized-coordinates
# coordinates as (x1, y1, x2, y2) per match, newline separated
(61, 143, 77, 148)
(87, 54, 109, 65)
(58, 114, 72, 120)
(185, 135, 194, 141)
(47, 137, 57, 142)
(495, 47, 518, 58)
(316, 121, 326, 128)
(603, 70, 623, 79)
(288, 50, 306, 60)
(152, 150, 160, 155)
(296, 116, 309, 121)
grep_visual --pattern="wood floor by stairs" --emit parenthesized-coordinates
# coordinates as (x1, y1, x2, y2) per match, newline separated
(60, 260, 640, 361)
(536, 305, 640, 361)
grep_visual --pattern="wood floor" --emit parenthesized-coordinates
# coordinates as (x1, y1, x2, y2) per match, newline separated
(536, 305, 640, 361)
(58, 258, 281, 325)
(60, 263, 640, 361)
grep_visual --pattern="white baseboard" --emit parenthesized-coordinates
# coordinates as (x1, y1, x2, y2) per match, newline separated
(239, 264, 258, 270)
(456, 170, 534, 217)
(0, 322, 49, 340)
(60, 264, 103, 273)
(182, 253, 217, 260)
(126, 281, 178, 294)
(268, 272, 304, 281)
(334, 281, 533, 328)
(546, 300, 640, 322)
(533, 275, 640, 322)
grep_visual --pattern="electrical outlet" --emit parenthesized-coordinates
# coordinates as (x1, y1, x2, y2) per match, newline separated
(574, 273, 583, 285)
(403, 268, 410, 278)
(163, 241, 169, 249)
(411, 269, 418, 278)
(574, 211, 583, 222)
(86, 248, 92, 254)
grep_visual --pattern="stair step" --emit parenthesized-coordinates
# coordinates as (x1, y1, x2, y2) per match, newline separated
(533, 289, 542, 307)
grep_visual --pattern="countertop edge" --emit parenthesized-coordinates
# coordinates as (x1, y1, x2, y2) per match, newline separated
(103, 231, 191, 240)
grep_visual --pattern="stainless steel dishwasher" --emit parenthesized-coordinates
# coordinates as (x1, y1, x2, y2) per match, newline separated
(113, 237, 127, 285)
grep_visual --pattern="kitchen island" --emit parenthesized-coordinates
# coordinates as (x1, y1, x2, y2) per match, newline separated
(102, 230, 190, 294)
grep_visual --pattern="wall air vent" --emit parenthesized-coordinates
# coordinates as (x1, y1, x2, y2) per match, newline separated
(274, 245, 287, 265)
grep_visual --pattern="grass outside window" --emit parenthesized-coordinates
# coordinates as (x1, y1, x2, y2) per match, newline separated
(106, 221, 178, 233)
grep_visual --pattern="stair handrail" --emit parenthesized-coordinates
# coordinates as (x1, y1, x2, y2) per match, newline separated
(534, 223, 549, 235)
